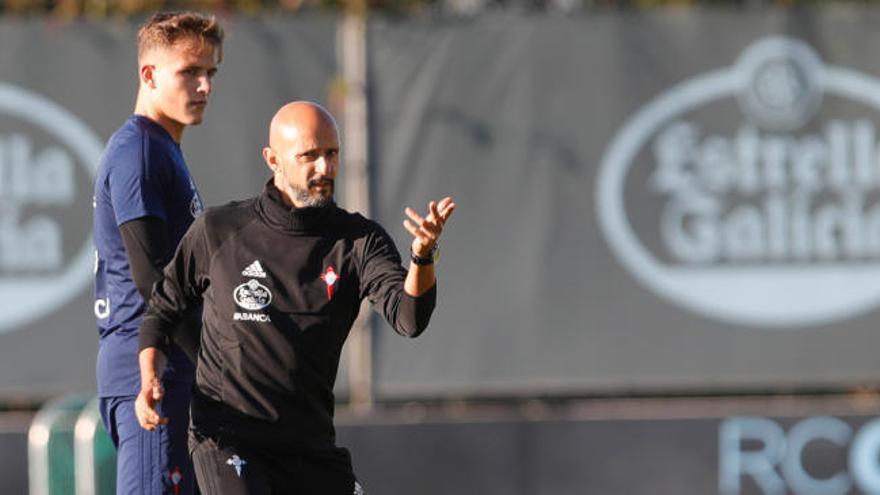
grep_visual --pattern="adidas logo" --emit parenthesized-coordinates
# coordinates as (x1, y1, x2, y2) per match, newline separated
(241, 260, 267, 278)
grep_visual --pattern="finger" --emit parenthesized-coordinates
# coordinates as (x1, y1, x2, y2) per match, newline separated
(418, 220, 441, 237)
(151, 383, 164, 401)
(429, 201, 441, 224)
(136, 406, 148, 429)
(403, 219, 423, 239)
(439, 202, 456, 222)
(138, 405, 156, 429)
(144, 409, 168, 428)
(409, 219, 439, 240)
(433, 197, 453, 220)
(405, 207, 441, 234)
(404, 207, 425, 225)
(404, 220, 438, 242)
(137, 389, 168, 430)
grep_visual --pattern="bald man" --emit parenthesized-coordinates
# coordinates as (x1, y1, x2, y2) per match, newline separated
(135, 101, 454, 494)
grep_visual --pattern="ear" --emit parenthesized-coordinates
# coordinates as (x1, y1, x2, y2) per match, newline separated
(262, 147, 277, 172)
(140, 64, 156, 89)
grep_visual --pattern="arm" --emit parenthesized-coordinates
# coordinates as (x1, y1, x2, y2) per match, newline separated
(120, 216, 173, 424)
(134, 217, 209, 430)
(362, 197, 455, 337)
(120, 217, 201, 363)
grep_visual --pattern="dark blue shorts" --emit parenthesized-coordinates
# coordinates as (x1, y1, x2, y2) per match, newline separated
(100, 379, 195, 495)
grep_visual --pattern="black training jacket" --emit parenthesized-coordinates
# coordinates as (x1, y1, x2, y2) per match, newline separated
(140, 181, 436, 451)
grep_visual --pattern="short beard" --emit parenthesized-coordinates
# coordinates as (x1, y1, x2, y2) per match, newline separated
(293, 179, 334, 208)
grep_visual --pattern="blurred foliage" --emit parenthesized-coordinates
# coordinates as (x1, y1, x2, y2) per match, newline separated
(0, 0, 871, 17)
(0, 0, 354, 17)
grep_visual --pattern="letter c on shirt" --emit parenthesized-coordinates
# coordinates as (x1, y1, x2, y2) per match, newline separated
(94, 298, 110, 319)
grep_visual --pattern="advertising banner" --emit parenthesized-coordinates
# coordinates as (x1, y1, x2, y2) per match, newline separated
(369, 11, 880, 397)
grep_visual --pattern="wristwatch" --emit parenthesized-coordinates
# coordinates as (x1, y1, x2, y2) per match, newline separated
(410, 244, 439, 266)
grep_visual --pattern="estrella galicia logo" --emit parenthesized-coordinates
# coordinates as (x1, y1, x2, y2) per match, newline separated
(597, 36, 880, 328)
(233, 279, 272, 311)
(0, 83, 102, 333)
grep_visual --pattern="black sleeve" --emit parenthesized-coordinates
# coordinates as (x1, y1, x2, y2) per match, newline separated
(120, 216, 171, 301)
(139, 216, 209, 355)
(124, 216, 204, 361)
(359, 225, 437, 338)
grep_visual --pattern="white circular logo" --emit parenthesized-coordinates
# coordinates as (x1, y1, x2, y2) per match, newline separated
(0, 83, 103, 333)
(233, 279, 273, 311)
(736, 38, 825, 131)
(596, 36, 880, 328)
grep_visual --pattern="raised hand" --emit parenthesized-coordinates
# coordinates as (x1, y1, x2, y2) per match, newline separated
(404, 196, 456, 257)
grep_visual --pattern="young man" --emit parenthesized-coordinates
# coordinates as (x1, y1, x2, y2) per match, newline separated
(93, 12, 223, 494)
(134, 101, 455, 494)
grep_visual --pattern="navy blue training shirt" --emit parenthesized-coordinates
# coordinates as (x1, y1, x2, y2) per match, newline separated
(93, 115, 201, 397)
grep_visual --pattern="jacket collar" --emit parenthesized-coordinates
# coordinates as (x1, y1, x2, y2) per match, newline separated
(256, 180, 337, 233)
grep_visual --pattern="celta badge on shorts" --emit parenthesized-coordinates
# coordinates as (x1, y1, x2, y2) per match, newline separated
(169, 466, 183, 495)
(233, 279, 272, 311)
(321, 266, 339, 300)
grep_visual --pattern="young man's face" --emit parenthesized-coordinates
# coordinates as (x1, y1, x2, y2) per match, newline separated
(146, 38, 218, 131)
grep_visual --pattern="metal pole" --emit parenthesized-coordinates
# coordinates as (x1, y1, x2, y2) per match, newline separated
(338, 8, 373, 412)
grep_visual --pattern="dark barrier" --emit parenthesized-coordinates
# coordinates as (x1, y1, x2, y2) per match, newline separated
(1, 397, 878, 493)
(337, 399, 880, 495)
(5, 11, 880, 401)
(0, 413, 32, 494)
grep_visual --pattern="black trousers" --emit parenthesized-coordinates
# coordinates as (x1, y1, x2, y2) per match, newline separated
(190, 433, 364, 495)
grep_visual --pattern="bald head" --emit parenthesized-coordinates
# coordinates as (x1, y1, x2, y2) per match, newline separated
(268, 101, 338, 151)
(263, 101, 340, 208)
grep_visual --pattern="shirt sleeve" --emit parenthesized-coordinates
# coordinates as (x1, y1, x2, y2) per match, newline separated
(109, 133, 171, 226)
(121, 217, 201, 362)
(138, 215, 210, 354)
(119, 216, 171, 301)
(359, 223, 437, 338)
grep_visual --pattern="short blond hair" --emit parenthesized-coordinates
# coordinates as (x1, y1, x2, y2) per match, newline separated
(137, 12, 224, 63)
